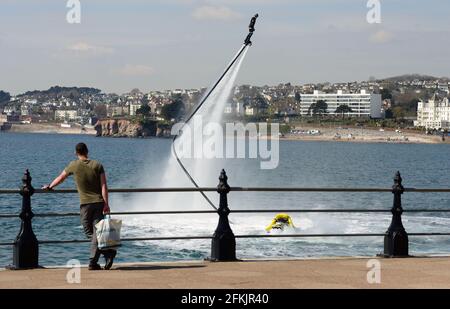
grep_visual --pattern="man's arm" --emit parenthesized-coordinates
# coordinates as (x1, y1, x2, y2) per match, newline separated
(42, 170, 69, 190)
(100, 172, 110, 214)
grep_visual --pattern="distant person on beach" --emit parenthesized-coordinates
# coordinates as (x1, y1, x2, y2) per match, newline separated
(42, 142, 116, 270)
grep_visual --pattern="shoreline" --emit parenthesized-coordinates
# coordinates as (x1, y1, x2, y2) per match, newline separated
(0, 123, 96, 135)
(279, 126, 448, 144)
(2, 123, 448, 145)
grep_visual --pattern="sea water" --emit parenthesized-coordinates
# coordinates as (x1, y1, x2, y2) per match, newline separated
(1, 132, 450, 266)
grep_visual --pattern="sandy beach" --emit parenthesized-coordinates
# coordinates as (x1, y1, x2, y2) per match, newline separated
(281, 126, 447, 144)
(1, 123, 448, 144)
(1, 123, 96, 135)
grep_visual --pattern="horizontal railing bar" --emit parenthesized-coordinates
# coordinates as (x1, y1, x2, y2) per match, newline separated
(2, 187, 450, 195)
(405, 189, 450, 192)
(2, 208, 450, 219)
(2, 233, 450, 246)
(231, 209, 450, 213)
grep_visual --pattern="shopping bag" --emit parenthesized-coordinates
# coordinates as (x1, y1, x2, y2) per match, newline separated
(95, 214, 122, 250)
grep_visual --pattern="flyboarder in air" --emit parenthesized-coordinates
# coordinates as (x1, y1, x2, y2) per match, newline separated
(249, 13, 258, 32)
(244, 14, 259, 46)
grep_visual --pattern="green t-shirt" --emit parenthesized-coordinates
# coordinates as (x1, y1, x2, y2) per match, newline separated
(64, 159, 105, 205)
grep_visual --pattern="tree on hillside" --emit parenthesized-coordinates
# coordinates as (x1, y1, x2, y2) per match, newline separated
(254, 95, 268, 108)
(380, 88, 396, 105)
(335, 104, 353, 119)
(384, 109, 394, 119)
(161, 96, 185, 121)
(136, 104, 151, 117)
(0, 91, 11, 107)
(406, 98, 420, 115)
(380, 88, 393, 100)
(395, 92, 420, 116)
(308, 100, 328, 117)
(295, 92, 301, 103)
(94, 104, 107, 118)
(392, 106, 405, 119)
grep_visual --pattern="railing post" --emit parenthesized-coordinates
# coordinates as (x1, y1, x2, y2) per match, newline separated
(11, 170, 39, 269)
(383, 171, 409, 257)
(210, 169, 236, 261)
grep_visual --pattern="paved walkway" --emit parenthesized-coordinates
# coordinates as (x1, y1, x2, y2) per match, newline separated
(1, 257, 450, 288)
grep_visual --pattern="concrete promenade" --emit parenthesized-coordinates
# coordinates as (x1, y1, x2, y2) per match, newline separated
(1, 257, 450, 288)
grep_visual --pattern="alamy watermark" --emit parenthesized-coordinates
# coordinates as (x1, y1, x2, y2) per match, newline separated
(66, 0, 81, 24)
(366, 259, 381, 284)
(172, 116, 280, 170)
(366, 0, 381, 24)
(66, 259, 81, 284)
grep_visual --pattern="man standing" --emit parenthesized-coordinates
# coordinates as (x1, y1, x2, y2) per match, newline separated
(43, 142, 116, 270)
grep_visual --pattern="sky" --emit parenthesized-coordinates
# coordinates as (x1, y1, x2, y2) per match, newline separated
(1, 0, 450, 95)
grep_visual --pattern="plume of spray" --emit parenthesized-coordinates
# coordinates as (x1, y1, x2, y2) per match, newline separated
(115, 46, 249, 212)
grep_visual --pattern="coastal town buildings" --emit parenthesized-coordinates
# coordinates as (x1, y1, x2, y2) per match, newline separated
(224, 102, 245, 116)
(20, 105, 31, 116)
(2, 76, 450, 127)
(298, 90, 383, 118)
(107, 105, 129, 117)
(0, 114, 7, 125)
(414, 94, 450, 129)
(129, 102, 142, 116)
(54, 110, 78, 121)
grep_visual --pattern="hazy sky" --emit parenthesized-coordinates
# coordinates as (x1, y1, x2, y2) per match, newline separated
(1, 0, 450, 94)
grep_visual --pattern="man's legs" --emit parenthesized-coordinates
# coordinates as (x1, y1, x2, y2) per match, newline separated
(91, 204, 116, 269)
(80, 203, 104, 268)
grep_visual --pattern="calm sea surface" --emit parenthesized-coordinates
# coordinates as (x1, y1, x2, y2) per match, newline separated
(1, 132, 450, 266)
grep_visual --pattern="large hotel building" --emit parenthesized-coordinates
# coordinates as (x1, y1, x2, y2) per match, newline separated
(414, 94, 450, 129)
(299, 90, 383, 118)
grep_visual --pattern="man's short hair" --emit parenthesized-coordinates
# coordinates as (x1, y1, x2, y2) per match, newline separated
(75, 143, 88, 156)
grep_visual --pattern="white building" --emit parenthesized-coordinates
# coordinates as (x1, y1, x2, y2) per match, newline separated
(414, 94, 450, 129)
(55, 110, 78, 121)
(224, 102, 245, 116)
(438, 83, 449, 94)
(245, 105, 258, 116)
(107, 105, 128, 117)
(3, 105, 17, 115)
(299, 90, 382, 118)
(20, 105, 31, 116)
(224, 103, 233, 114)
(25, 99, 38, 105)
(129, 103, 142, 116)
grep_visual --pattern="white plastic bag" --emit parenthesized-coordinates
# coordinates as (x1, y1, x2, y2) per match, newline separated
(95, 215, 122, 250)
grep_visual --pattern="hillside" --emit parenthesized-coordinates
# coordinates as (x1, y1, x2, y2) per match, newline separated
(18, 86, 101, 99)
(0, 91, 11, 108)
(377, 74, 450, 83)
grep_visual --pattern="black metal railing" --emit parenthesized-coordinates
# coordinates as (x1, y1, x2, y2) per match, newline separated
(1, 169, 450, 269)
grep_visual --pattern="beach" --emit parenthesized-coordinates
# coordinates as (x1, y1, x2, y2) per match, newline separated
(1, 122, 446, 144)
(0, 123, 96, 135)
(281, 126, 446, 144)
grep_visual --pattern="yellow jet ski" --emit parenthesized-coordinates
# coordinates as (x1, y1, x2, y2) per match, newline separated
(265, 213, 295, 232)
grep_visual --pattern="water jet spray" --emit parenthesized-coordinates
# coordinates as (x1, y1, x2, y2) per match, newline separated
(172, 14, 259, 211)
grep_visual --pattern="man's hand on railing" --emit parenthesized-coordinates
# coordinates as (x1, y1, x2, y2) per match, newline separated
(41, 185, 54, 191)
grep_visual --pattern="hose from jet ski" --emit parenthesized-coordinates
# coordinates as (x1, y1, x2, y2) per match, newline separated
(172, 14, 259, 211)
